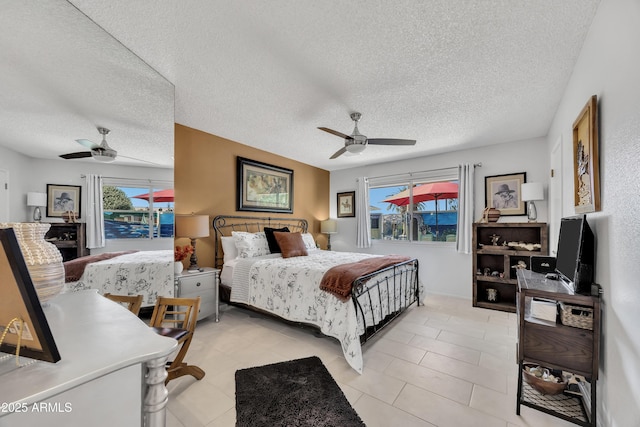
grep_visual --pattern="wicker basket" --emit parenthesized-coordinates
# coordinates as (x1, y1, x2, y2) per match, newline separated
(559, 302, 593, 330)
(523, 364, 567, 395)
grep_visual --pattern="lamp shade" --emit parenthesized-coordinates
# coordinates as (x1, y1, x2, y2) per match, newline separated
(521, 183, 544, 202)
(176, 214, 210, 238)
(321, 219, 337, 234)
(27, 192, 47, 207)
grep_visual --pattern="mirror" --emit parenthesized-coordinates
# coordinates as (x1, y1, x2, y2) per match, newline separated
(0, 0, 174, 167)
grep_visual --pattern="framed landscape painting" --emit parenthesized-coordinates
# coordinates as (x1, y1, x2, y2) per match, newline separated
(237, 157, 293, 213)
(485, 172, 527, 216)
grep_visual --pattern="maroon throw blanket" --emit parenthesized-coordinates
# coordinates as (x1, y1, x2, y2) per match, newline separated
(320, 255, 411, 301)
(63, 250, 138, 282)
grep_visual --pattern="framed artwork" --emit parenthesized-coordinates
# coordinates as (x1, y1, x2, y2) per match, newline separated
(47, 184, 81, 219)
(0, 228, 60, 363)
(337, 191, 355, 218)
(485, 172, 527, 216)
(573, 95, 600, 213)
(237, 157, 293, 213)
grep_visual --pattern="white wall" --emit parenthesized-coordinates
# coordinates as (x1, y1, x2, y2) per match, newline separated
(0, 144, 174, 252)
(330, 137, 548, 298)
(546, 0, 640, 425)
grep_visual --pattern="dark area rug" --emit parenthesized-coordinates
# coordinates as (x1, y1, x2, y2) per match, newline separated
(235, 356, 366, 427)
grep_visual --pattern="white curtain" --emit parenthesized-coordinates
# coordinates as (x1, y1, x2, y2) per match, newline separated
(85, 174, 105, 249)
(356, 177, 371, 248)
(456, 164, 475, 254)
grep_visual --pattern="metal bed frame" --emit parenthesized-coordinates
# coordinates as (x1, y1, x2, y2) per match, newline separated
(212, 215, 420, 344)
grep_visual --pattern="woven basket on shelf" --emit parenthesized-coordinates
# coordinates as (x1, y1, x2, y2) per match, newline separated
(559, 302, 593, 330)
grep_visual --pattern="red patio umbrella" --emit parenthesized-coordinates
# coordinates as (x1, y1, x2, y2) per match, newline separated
(382, 182, 458, 237)
(132, 189, 174, 203)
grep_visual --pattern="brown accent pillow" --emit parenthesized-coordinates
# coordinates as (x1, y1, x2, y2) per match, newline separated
(273, 232, 308, 258)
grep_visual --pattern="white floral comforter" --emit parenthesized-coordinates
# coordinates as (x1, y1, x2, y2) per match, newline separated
(230, 250, 414, 373)
(66, 250, 174, 307)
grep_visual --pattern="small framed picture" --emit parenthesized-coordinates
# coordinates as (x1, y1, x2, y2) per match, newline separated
(47, 184, 81, 219)
(485, 172, 527, 216)
(337, 191, 355, 218)
(0, 228, 60, 362)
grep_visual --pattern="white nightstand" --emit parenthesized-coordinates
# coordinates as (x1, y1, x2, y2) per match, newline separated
(175, 267, 219, 322)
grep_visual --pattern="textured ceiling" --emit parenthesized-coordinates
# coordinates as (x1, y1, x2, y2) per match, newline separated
(1, 1, 601, 171)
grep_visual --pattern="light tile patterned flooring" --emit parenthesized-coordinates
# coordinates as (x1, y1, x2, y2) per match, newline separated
(166, 294, 575, 427)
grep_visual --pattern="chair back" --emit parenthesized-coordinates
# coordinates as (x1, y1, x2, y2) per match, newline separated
(150, 296, 201, 333)
(103, 293, 143, 316)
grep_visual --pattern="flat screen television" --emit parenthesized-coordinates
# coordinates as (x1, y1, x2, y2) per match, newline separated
(555, 214, 595, 294)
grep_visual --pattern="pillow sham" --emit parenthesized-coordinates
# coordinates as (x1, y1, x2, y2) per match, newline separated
(221, 236, 239, 263)
(273, 232, 308, 258)
(301, 232, 317, 250)
(232, 231, 270, 258)
(264, 226, 290, 253)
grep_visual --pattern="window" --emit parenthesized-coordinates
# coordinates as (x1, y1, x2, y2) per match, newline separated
(369, 171, 458, 242)
(102, 179, 174, 239)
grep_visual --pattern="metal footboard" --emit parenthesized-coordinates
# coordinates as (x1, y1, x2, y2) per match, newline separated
(352, 258, 420, 344)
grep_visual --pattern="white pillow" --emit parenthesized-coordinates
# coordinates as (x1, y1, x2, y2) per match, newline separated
(232, 231, 270, 258)
(221, 236, 238, 263)
(301, 233, 317, 250)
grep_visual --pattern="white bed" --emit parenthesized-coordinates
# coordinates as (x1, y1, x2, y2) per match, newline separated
(65, 250, 174, 307)
(214, 216, 421, 374)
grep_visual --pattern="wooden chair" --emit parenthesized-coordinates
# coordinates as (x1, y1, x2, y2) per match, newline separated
(103, 293, 143, 316)
(149, 296, 205, 384)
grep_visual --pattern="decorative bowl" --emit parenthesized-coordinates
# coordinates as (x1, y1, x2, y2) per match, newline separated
(523, 364, 567, 395)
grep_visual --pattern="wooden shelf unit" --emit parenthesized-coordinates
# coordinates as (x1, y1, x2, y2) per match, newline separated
(516, 269, 600, 426)
(472, 222, 548, 312)
(45, 222, 88, 261)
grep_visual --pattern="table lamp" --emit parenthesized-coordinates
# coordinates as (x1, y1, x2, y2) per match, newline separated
(521, 183, 544, 222)
(27, 192, 47, 222)
(176, 214, 210, 271)
(321, 219, 337, 251)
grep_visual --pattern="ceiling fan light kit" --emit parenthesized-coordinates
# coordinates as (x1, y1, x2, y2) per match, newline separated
(319, 112, 416, 159)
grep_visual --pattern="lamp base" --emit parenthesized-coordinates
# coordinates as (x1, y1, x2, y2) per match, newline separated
(187, 238, 201, 271)
(527, 201, 538, 222)
(33, 206, 42, 222)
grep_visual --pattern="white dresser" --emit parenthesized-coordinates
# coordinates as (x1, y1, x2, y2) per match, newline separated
(0, 290, 176, 427)
(175, 267, 219, 322)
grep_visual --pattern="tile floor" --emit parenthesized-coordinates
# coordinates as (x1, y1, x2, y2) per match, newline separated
(165, 294, 576, 427)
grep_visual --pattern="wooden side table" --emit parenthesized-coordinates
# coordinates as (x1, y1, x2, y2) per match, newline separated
(175, 267, 219, 322)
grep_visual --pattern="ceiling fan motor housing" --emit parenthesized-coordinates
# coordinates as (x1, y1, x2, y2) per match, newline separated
(92, 149, 117, 162)
(345, 134, 367, 154)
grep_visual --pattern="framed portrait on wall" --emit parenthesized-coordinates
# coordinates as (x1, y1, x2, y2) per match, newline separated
(237, 157, 293, 213)
(0, 228, 60, 363)
(485, 172, 527, 216)
(337, 191, 355, 218)
(47, 184, 81, 219)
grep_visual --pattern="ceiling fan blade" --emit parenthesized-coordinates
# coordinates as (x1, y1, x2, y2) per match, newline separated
(318, 127, 353, 140)
(117, 154, 161, 165)
(60, 151, 92, 159)
(329, 147, 347, 159)
(76, 138, 99, 149)
(367, 138, 416, 146)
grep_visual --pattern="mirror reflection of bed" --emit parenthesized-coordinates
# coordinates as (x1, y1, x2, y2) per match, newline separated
(213, 215, 421, 373)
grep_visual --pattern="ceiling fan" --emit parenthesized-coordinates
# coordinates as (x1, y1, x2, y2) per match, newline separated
(59, 127, 118, 162)
(319, 112, 416, 159)
(59, 127, 156, 164)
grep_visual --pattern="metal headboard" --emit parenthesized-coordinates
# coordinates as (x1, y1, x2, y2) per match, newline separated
(212, 215, 309, 269)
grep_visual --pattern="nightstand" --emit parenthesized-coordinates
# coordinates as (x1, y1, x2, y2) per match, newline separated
(175, 267, 219, 322)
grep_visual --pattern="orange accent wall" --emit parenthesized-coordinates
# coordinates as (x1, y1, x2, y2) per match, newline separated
(174, 124, 330, 267)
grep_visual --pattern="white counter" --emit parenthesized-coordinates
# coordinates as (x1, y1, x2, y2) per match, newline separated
(0, 290, 176, 427)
